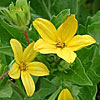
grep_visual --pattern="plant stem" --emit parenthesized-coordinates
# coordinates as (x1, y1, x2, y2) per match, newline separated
(0, 72, 8, 81)
(23, 29, 30, 45)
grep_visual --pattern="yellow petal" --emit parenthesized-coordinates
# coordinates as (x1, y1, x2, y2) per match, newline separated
(10, 39, 23, 63)
(57, 48, 77, 63)
(23, 41, 37, 62)
(26, 62, 49, 76)
(34, 39, 57, 54)
(58, 89, 74, 100)
(8, 63, 20, 79)
(67, 35, 96, 51)
(21, 71, 35, 97)
(57, 14, 78, 43)
(33, 18, 57, 44)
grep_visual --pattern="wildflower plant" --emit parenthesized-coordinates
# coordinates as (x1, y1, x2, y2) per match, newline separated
(0, 0, 100, 100)
(9, 39, 49, 96)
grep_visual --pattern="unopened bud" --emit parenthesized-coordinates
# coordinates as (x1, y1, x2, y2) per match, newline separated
(1, 0, 30, 29)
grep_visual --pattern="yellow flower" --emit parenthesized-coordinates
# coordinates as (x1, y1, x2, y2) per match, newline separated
(33, 15, 96, 63)
(58, 89, 74, 100)
(8, 39, 49, 97)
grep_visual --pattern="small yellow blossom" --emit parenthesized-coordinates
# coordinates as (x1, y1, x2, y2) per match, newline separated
(33, 15, 96, 63)
(58, 89, 74, 100)
(8, 39, 49, 97)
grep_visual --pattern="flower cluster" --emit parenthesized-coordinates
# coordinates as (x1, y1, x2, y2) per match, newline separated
(8, 15, 96, 99)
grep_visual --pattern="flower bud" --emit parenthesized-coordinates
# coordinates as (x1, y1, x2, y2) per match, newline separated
(1, 0, 30, 29)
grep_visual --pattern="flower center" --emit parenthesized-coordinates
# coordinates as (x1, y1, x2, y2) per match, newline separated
(19, 62, 26, 71)
(56, 41, 66, 48)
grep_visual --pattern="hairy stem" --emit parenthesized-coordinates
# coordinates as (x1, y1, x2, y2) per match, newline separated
(23, 29, 30, 45)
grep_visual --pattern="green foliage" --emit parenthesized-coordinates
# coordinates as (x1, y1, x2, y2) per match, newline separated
(30, 78, 57, 100)
(51, 9, 70, 28)
(0, 0, 100, 100)
(0, 83, 13, 98)
(87, 11, 100, 44)
(57, 58, 93, 86)
(0, 46, 13, 56)
(53, 0, 78, 15)
(48, 86, 62, 100)
(78, 84, 97, 100)
(30, 0, 78, 19)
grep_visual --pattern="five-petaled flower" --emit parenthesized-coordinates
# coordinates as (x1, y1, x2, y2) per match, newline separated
(58, 89, 74, 100)
(33, 14, 96, 63)
(8, 39, 49, 97)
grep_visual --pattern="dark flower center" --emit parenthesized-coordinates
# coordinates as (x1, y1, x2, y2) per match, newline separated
(56, 41, 66, 48)
(19, 62, 26, 71)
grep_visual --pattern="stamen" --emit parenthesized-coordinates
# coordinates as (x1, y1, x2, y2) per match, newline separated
(56, 41, 66, 48)
(19, 62, 26, 71)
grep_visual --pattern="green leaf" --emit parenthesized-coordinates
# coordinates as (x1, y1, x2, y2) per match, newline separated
(0, 16, 38, 46)
(53, 0, 78, 15)
(32, 76, 39, 84)
(51, 9, 70, 28)
(15, 79, 26, 97)
(51, 76, 61, 87)
(48, 86, 62, 100)
(57, 58, 93, 86)
(30, 0, 78, 19)
(77, 45, 100, 84)
(86, 68, 100, 84)
(63, 81, 81, 99)
(0, 76, 8, 88)
(30, 0, 52, 19)
(0, 17, 26, 46)
(77, 45, 95, 71)
(76, 45, 99, 99)
(7, 89, 23, 100)
(0, 60, 6, 75)
(0, 53, 7, 75)
(90, 45, 100, 76)
(78, 4, 89, 25)
(0, 23, 12, 44)
(10, 81, 25, 99)
(87, 11, 100, 44)
(30, 78, 57, 100)
(88, 23, 100, 44)
(78, 84, 97, 100)
(0, 42, 9, 75)
(2, 87, 23, 100)
(87, 11, 100, 25)
(0, 46, 13, 56)
(0, 83, 13, 98)
(78, 24, 87, 35)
